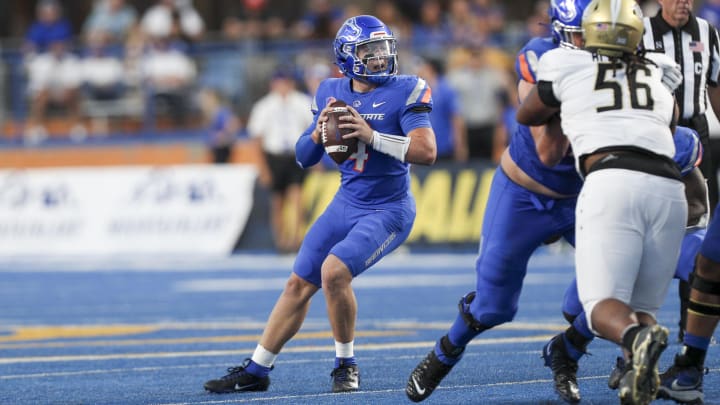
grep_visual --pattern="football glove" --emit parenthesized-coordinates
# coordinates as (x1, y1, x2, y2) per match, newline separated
(646, 52, 682, 92)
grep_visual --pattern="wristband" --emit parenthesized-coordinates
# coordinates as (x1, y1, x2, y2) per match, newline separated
(371, 130, 410, 162)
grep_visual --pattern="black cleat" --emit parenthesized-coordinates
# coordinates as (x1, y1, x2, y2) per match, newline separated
(657, 354, 706, 405)
(204, 359, 270, 393)
(542, 334, 581, 403)
(608, 356, 630, 390)
(330, 364, 360, 392)
(618, 325, 669, 405)
(406, 349, 454, 402)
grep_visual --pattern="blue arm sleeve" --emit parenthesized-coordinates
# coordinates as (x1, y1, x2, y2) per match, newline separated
(400, 110, 432, 134)
(295, 123, 325, 168)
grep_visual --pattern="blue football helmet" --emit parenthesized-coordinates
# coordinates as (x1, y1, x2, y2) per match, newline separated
(549, 0, 592, 48)
(334, 15, 398, 85)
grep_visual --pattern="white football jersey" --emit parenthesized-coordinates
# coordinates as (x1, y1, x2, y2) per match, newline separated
(537, 48, 676, 170)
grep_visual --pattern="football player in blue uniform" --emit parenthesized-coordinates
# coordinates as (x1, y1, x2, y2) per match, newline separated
(405, 1, 590, 402)
(204, 15, 437, 394)
(657, 201, 720, 404)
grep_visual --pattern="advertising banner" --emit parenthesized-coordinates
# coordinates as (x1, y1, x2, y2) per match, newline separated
(0, 165, 257, 256)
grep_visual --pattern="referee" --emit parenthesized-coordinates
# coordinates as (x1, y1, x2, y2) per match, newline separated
(642, 0, 720, 216)
(642, 0, 720, 343)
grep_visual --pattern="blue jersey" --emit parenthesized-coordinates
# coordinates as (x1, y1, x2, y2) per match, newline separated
(308, 75, 433, 205)
(427, 77, 461, 158)
(510, 36, 583, 196)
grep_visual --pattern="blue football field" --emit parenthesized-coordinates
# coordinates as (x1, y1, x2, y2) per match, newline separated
(0, 250, 717, 404)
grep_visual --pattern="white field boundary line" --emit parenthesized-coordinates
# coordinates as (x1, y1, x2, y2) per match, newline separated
(0, 252, 573, 273)
(173, 272, 571, 292)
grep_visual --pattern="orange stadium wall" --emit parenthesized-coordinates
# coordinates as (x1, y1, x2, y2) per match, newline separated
(0, 142, 264, 168)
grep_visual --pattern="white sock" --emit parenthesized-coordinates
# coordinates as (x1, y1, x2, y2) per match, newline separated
(251, 344, 278, 368)
(335, 340, 354, 358)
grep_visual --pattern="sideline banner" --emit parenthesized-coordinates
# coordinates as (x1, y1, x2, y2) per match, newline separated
(0, 165, 257, 255)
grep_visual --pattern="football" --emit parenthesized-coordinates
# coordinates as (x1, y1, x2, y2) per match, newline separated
(322, 99, 358, 164)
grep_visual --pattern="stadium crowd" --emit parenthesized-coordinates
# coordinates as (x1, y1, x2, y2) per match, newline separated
(4, 0, 714, 156)
(2, 0, 562, 158)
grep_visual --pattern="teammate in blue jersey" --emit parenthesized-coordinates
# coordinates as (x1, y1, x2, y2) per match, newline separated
(405, 1, 590, 402)
(657, 203, 720, 405)
(546, 126, 709, 403)
(204, 15, 437, 395)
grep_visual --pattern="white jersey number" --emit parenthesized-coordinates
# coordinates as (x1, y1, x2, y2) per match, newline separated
(350, 142, 370, 172)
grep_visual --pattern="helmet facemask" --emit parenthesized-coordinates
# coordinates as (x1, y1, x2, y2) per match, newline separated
(353, 38, 397, 83)
(552, 21, 585, 48)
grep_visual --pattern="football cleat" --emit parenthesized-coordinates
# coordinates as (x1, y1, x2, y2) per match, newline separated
(608, 356, 630, 390)
(542, 334, 581, 403)
(657, 355, 707, 404)
(406, 349, 454, 402)
(204, 359, 270, 393)
(618, 325, 669, 405)
(330, 364, 360, 392)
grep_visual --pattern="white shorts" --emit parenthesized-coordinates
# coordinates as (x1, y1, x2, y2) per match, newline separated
(575, 169, 687, 333)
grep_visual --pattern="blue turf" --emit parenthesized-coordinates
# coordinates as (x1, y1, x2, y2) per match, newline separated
(0, 252, 718, 404)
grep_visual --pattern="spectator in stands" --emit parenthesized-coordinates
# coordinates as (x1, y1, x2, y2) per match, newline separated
(80, 29, 127, 134)
(25, 39, 85, 143)
(198, 88, 240, 164)
(416, 57, 467, 162)
(140, 0, 204, 43)
(82, 0, 138, 44)
(373, 0, 410, 41)
(699, 0, 720, 29)
(521, 0, 551, 43)
(139, 36, 197, 129)
(302, 61, 331, 96)
(446, 44, 509, 162)
(471, 0, 506, 46)
(198, 16, 249, 113)
(246, 67, 313, 253)
(291, 0, 343, 39)
(447, 0, 484, 48)
(24, 0, 72, 55)
(411, 0, 452, 58)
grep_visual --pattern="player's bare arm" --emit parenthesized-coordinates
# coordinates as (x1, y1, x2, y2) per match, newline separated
(518, 80, 567, 166)
(516, 84, 558, 127)
(403, 127, 437, 165)
(706, 84, 720, 123)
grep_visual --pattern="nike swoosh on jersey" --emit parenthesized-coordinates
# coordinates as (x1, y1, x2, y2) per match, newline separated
(372, 101, 387, 108)
(411, 375, 426, 395)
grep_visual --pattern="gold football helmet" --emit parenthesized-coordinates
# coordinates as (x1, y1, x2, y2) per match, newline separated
(582, 0, 644, 57)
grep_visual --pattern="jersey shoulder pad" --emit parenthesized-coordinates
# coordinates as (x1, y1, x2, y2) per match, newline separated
(397, 74, 433, 109)
(311, 78, 346, 113)
(515, 36, 556, 84)
(537, 48, 584, 83)
(673, 125, 703, 176)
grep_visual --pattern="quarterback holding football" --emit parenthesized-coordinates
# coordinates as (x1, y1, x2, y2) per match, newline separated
(204, 14, 437, 395)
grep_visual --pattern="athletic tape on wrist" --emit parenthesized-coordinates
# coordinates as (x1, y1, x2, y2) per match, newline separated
(371, 130, 410, 162)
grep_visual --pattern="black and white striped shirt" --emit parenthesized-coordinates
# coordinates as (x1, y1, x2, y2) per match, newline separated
(642, 11, 720, 120)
